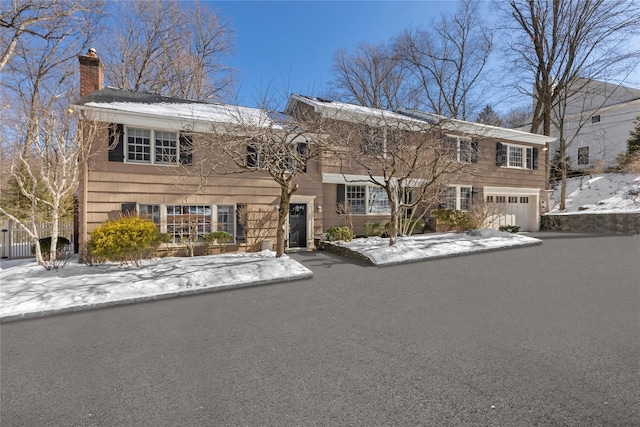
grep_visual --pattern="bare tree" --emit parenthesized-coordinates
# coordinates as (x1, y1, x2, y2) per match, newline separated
(0, 0, 102, 71)
(502, 0, 640, 136)
(324, 110, 473, 246)
(1, 109, 103, 269)
(99, 0, 235, 102)
(502, 0, 640, 209)
(501, 106, 531, 129)
(202, 106, 327, 257)
(0, 0, 102, 268)
(394, 0, 494, 120)
(329, 42, 414, 110)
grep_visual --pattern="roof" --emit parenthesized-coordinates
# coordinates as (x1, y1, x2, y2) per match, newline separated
(398, 109, 557, 145)
(285, 94, 427, 128)
(75, 87, 206, 106)
(73, 87, 280, 130)
(287, 94, 556, 145)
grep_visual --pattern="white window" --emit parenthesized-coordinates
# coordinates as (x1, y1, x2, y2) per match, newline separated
(216, 205, 235, 236)
(346, 185, 391, 215)
(346, 185, 366, 214)
(508, 146, 523, 168)
(166, 205, 212, 242)
(446, 135, 476, 163)
(368, 186, 391, 214)
(127, 127, 178, 165)
(498, 143, 536, 169)
(442, 186, 472, 211)
(138, 204, 160, 228)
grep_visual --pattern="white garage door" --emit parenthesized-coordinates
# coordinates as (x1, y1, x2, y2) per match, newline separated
(484, 192, 537, 232)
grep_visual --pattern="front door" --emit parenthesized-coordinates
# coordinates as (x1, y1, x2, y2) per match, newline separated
(288, 204, 307, 248)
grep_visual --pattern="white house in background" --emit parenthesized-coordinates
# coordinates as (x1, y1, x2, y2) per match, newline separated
(534, 79, 640, 171)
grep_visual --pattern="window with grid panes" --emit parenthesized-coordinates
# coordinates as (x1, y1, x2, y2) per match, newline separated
(346, 185, 366, 214)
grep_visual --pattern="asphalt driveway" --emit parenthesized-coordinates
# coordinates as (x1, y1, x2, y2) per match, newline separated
(1, 232, 639, 426)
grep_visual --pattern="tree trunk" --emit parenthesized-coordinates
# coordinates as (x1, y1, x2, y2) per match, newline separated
(275, 185, 293, 257)
(559, 143, 568, 211)
(387, 187, 398, 246)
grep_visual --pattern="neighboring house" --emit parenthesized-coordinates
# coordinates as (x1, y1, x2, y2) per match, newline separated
(73, 50, 555, 256)
(523, 78, 640, 171)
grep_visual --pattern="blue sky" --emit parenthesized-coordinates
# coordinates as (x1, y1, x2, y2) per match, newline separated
(214, 1, 460, 106)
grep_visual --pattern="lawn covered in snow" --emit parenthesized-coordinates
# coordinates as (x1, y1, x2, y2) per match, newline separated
(0, 251, 311, 321)
(335, 230, 541, 266)
(549, 173, 640, 214)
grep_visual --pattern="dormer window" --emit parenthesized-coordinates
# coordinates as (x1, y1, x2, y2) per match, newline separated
(591, 115, 601, 123)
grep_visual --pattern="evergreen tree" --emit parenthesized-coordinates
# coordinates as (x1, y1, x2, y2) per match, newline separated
(476, 104, 503, 126)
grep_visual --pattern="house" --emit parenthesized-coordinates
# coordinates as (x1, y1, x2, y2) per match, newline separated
(285, 95, 556, 233)
(524, 78, 640, 171)
(73, 49, 555, 257)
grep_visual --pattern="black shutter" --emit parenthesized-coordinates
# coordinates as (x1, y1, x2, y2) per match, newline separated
(108, 123, 124, 162)
(337, 184, 346, 209)
(533, 147, 539, 170)
(471, 139, 479, 164)
(179, 133, 193, 165)
(121, 203, 136, 215)
(247, 144, 257, 168)
(496, 142, 505, 166)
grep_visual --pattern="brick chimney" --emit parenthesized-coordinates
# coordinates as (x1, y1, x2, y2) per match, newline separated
(78, 47, 104, 98)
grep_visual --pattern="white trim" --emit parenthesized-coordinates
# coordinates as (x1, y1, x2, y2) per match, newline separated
(287, 195, 316, 249)
(483, 187, 541, 196)
(322, 172, 386, 185)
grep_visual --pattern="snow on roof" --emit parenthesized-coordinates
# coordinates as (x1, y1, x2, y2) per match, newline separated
(287, 94, 555, 145)
(399, 109, 557, 145)
(74, 87, 281, 129)
(287, 94, 427, 127)
(81, 101, 271, 127)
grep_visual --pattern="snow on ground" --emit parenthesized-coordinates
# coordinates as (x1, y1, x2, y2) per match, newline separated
(336, 230, 541, 266)
(0, 251, 311, 321)
(0, 231, 541, 320)
(549, 173, 640, 214)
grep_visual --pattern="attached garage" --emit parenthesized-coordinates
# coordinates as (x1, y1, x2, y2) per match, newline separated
(483, 187, 540, 232)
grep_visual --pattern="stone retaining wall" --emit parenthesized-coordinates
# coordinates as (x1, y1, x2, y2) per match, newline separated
(541, 213, 640, 234)
(316, 241, 374, 265)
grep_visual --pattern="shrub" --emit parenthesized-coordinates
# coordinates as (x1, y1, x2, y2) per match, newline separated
(204, 230, 233, 253)
(364, 222, 384, 237)
(499, 225, 521, 233)
(31, 236, 71, 259)
(326, 226, 355, 242)
(88, 216, 160, 266)
(431, 209, 474, 232)
(400, 218, 426, 235)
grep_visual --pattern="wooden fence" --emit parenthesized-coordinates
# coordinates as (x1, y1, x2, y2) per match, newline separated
(0, 220, 75, 259)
